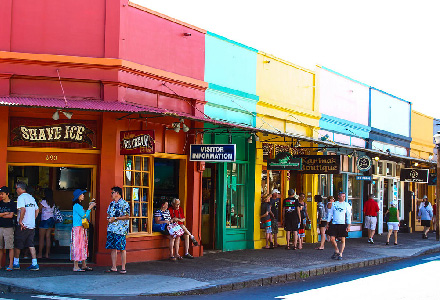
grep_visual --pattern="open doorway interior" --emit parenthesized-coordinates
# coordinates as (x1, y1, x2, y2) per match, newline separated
(7, 165, 94, 262)
(201, 163, 216, 249)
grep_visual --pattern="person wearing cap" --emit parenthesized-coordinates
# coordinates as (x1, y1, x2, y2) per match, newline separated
(13, 181, 39, 271)
(326, 192, 352, 260)
(0, 186, 17, 271)
(385, 201, 400, 245)
(418, 196, 433, 239)
(270, 189, 281, 247)
(283, 189, 301, 250)
(105, 186, 130, 273)
(71, 189, 95, 272)
(363, 194, 379, 244)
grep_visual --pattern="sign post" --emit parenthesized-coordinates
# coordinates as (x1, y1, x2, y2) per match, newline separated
(190, 144, 236, 162)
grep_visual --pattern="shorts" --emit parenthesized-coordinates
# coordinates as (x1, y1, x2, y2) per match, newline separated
(40, 217, 55, 229)
(284, 212, 299, 232)
(421, 220, 431, 227)
(14, 227, 35, 249)
(271, 219, 279, 234)
(105, 231, 127, 251)
(298, 228, 305, 237)
(319, 221, 328, 228)
(265, 226, 272, 234)
(328, 224, 349, 238)
(364, 216, 377, 230)
(387, 222, 399, 231)
(0, 227, 14, 249)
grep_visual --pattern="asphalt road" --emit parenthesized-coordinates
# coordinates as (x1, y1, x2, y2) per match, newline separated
(2, 252, 439, 300)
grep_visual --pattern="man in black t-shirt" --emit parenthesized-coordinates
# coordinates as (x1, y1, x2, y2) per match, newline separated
(0, 186, 17, 270)
(270, 189, 281, 247)
(283, 189, 301, 250)
(261, 194, 273, 249)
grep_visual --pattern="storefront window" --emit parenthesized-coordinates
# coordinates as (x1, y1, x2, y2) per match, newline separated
(348, 175, 361, 222)
(333, 174, 343, 196)
(372, 179, 379, 198)
(226, 163, 246, 228)
(123, 155, 152, 233)
(261, 169, 281, 196)
(319, 174, 328, 197)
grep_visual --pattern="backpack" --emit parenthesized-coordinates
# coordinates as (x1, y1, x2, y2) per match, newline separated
(54, 207, 64, 224)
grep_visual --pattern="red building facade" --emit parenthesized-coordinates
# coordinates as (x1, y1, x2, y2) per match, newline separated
(0, 0, 207, 265)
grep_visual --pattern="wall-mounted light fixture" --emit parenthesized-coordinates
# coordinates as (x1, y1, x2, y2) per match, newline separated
(414, 162, 419, 167)
(170, 119, 190, 133)
(172, 122, 181, 133)
(52, 109, 73, 120)
(321, 134, 329, 141)
(183, 33, 192, 36)
(374, 156, 380, 161)
(263, 60, 270, 64)
(386, 149, 391, 157)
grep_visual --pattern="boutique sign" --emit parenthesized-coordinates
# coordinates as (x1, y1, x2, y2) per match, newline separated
(12, 124, 94, 145)
(190, 144, 236, 162)
(400, 168, 429, 183)
(120, 130, 155, 155)
(292, 155, 341, 174)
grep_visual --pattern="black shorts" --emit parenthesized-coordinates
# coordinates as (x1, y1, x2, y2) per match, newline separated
(319, 220, 328, 228)
(284, 212, 299, 232)
(421, 220, 431, 227)
(14, 227, 35, 249)
(328, 224, 348, 238)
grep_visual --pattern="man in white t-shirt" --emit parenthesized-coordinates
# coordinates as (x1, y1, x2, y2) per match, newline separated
(326, 192, 352, 260)
(13, 182, 39, 271)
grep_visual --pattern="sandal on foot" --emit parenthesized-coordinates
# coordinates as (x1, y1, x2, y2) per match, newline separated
(285, 246, 291, 250)
(73, 268, 85, 272)
(105, 268, 118, 273)
(176, 255, 183, 260)
(5, 267, 12, 271)
(170, 256, 177, 261)
(81, 266, 93, 271)
(119, 270, 127, 274)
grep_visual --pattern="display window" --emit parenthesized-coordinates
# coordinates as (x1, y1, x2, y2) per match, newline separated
(348, 175, 362, 222)
(226, 163, 246, 228)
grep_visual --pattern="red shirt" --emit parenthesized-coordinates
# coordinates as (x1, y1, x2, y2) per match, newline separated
(363, 198, 379, 217)
(169, 206, 185, 225)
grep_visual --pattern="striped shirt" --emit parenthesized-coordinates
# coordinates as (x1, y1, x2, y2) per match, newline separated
(154, 209, 171, 222)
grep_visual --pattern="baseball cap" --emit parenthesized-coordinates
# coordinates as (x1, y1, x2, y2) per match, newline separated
(0, 186, 10, 194)
(272, 189, 280, 194)
(73, 189, 87, 202)
(423, 195, 428, 199)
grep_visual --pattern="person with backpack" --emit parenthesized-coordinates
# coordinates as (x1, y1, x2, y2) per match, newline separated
(38, 188, 55, 259)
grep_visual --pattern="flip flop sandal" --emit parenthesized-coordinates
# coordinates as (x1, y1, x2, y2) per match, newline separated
(105, 268, 118, 273)
(119, 270, 127, 274)
(82, 267, 93, 271)
(176, 255, 183, 260)
(5, 267, 13, 271)
(73, 268, 85, 272)
(170, 256, 177, 261)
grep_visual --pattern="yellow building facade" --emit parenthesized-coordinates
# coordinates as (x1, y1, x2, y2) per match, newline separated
(410, 110, 435, 231)
(254, 52, 321, 248)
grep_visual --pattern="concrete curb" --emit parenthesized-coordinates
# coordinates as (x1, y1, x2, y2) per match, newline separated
(151, 247, 440, 297)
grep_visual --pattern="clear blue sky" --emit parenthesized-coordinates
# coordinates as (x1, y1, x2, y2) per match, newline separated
(134, 0, 440, 120)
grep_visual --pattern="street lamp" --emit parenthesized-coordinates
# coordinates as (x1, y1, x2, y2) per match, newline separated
(433, 131, 440, 241)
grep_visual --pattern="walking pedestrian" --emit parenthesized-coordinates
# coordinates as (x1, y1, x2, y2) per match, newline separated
(326, 196, 335, 242)
(385, 201, 400, 245)
(315, 195, 326, 250)
(283, 189, 300, 250)
(105, 186, 130, 273)
(270, 189, 281, 247)
(71, 189, 95, 271)
(261, 194, 273, 249)
(326, 192, 352, 260)
(13, 182, 40, 270)
(0, 186, 16, 271)
(363, 194, 379, 244)
(418, 196, 433, 239)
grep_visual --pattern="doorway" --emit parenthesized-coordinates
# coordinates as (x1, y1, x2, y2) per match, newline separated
(201, 163, 216, 249)
(7, 165, 95, 262)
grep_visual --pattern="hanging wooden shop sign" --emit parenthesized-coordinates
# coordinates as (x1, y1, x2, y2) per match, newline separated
(267, 152, 302, 170)
(400, 168, 429, 183)
(292, 155, 341, 174)
(120, 130, 155, 155)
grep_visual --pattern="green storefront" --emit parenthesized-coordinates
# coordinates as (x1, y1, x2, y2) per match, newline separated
(200, 126, 256, 251)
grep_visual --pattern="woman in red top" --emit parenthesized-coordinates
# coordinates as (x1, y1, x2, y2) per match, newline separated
(169, 198, 198, 259)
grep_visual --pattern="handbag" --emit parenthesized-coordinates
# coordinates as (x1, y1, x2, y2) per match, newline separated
(82, 215, 89, 229)
(305, 219, 312, 230)
(167, 222, 184, 238)
(54, 207, 64, 224)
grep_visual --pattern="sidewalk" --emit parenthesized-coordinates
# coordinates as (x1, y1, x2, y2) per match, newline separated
(1, 232, 439, 296)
